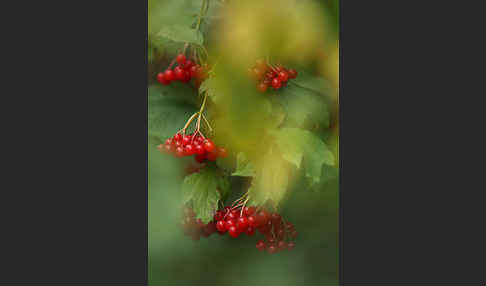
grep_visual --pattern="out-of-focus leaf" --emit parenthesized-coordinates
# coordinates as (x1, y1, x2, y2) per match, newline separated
(278, 84, 329, 128)
(199, 76, 222, 103)
(272, 127, 334, 186)
(181, 167, 222, 223)
(148, 84, 198, 140)
(248, 148, 289, 207)
(156, 25, 204, 45)
(232, 152, 256, 177)
(291, 70, 333, 95)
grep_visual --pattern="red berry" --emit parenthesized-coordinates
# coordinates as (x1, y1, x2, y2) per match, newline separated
(243, 206, 256, 216)
(290, 230, 297, 238)
(271, 213, 281, 224)
(183, 60, 194, 70)
(225, 219, 237, 228)
(216, 220, 227, 232)
(267, 237, 276, 244)
(228, 226, 239, 238)
(184, 144, 195, 156)
(287, 241, 295, 250)
(206, 151, 218, 161)
(257, 210, 270, 225)
(253, 67, 264, 80)
(228, 210, 238, 220)
(257, 82, 268, 93)
(266, 71, 276, 79)
(174, 66, 185, 81)
(164, 69, 175, 82)
(278, 71, 289, 82)
(157, 72, 169, 85)
(163, 144, 173, 153)
(196, 66, 207, 80)
(248, 215, 257, 227)
(277, 240, 287, 250)
(246, 226, 256, 236)
(203, 139, 215, 153)
(214, 210, 224, 221)
(288, 69, 297, 79)
(276, 229, 285, 240)
(174, 133, 183, 142)
(218, 147, 228, 158)
(173, 140, 183, 148)
(176, 54, 186, 65)
(189, 65, 198, 78)
(256, 240, 266, 251)
(194, 153, 206, 163)
(180, 70, 191, 82)
(271, 77, 282, 89)
(196, 136, 205, 144)
(182, 135, 191, 145)
(165, 138, 173, 145)
(195, 144, 206, 155)
(175, 146, 185, 157)
(267, 245, 277, 254)
(237, 217, 249, 231)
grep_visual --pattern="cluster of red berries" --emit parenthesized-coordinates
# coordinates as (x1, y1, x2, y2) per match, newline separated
(181, 205, 297, 254)
(248, 59, 298, 93)
(180, 207, 220, 240)
(157, 132, 228, 163)
(156, 53, 209, 88)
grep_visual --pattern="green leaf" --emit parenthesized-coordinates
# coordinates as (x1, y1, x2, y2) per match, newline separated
(248, 148, 289, 207)
(181, 167, 222, 224)
(216, 173, 230, 200)
(156, 25, 203, 45)
(148, 84, 198, 140)
(278, 84, 330, 128)
(232, 153, 256, 177)
(291, 71, 333, 95)
(199, 76, 223, 103)
(272, 128, 334, 186)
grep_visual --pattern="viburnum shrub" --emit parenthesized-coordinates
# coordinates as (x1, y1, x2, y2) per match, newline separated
(149, 0, 338, 256)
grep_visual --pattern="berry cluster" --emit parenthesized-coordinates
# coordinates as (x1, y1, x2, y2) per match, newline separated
(156, 53, 209, 88)
(248, 59, 298, 93)
(181, 204, 297, 254)
(181, 207, 220, 240)
(158, 132, 228, 163)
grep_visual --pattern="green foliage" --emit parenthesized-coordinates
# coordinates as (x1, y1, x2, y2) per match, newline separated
(232, 152, 256, 177)
(277, 83, 330, 128)
(248, 147, 289, 207)
(271, 127, 334, 186)
(148, 84, 198, 140)
(181, 165, 228, 223)
(156, 25, 204, 46)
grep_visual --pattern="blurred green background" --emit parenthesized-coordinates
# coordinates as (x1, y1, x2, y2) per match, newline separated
(148, 1, 339, 285)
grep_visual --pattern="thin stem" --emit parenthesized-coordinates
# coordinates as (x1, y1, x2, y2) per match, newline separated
(202, 114, 213, 132)
(195, 0, 207, 32)
(180, 112, 199, 134)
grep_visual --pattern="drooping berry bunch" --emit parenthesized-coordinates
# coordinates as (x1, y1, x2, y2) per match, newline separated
(158, 132, 228, 163)
(182, 204, 297, 254)
(248, 59, 298, 93)
(180, 207, 220, 240)
(156, 53, 209, 88)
